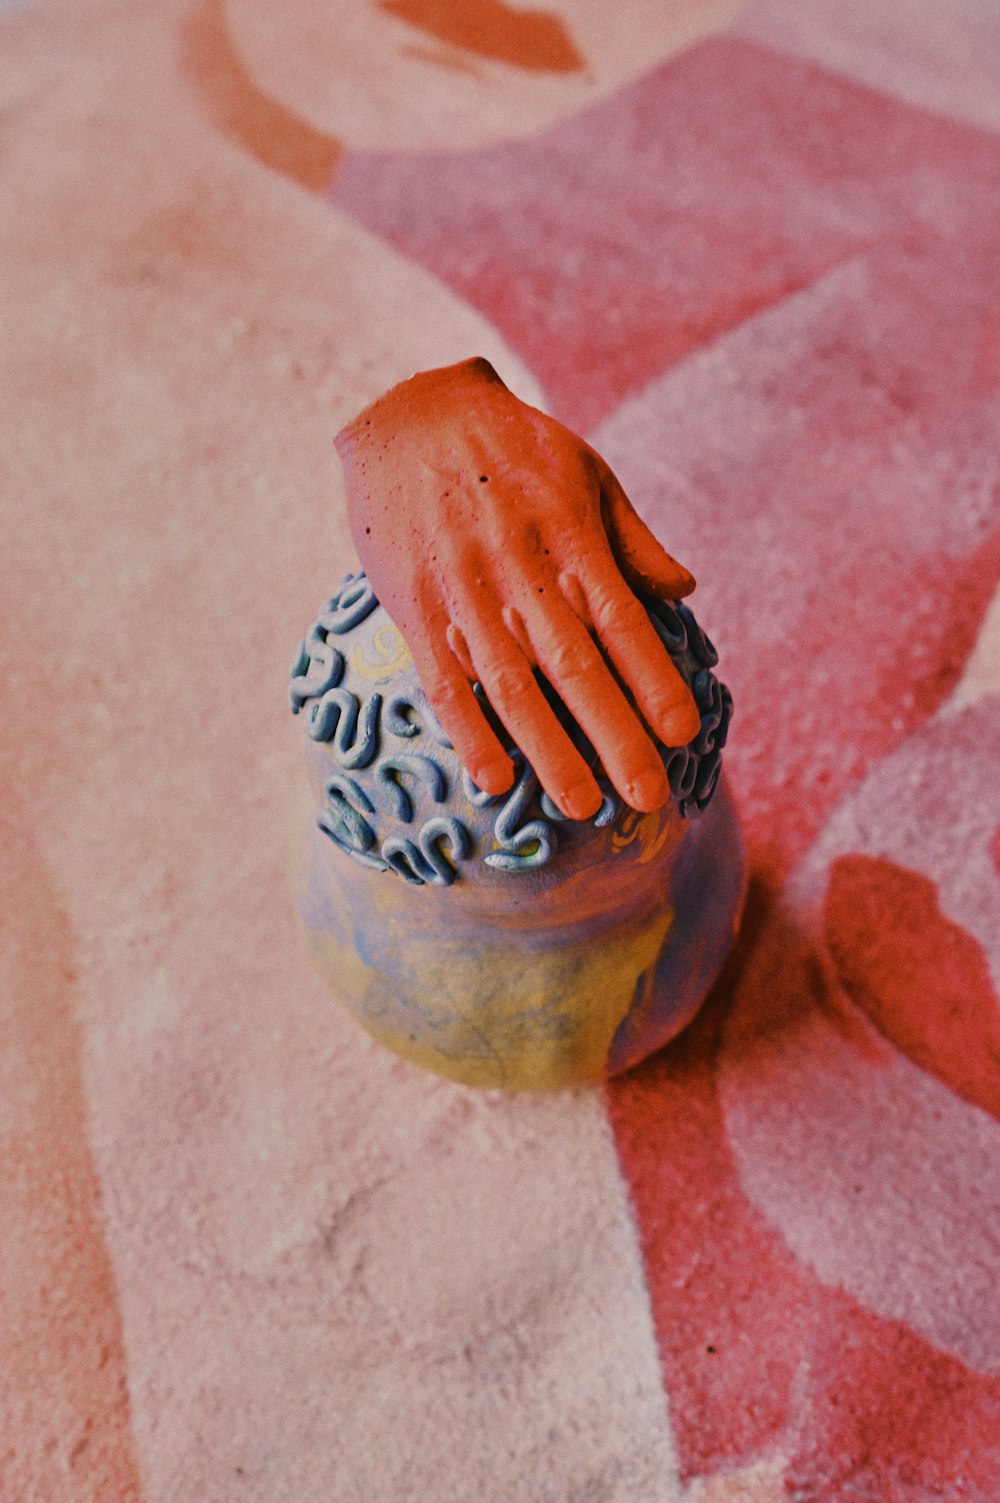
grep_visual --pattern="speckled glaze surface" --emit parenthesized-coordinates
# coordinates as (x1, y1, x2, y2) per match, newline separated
(290, 570, 745, 1088)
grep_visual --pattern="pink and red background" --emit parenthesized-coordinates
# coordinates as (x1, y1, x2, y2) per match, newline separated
(2, 1, 999, 1498)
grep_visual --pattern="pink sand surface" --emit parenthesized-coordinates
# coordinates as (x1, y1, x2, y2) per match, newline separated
(1, 1, 998, 1499)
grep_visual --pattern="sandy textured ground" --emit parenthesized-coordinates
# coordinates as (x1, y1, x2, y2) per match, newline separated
(1, 1, 998, 1499)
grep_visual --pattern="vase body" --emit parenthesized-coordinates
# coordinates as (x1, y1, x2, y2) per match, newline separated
(290, 571, 745, 1089)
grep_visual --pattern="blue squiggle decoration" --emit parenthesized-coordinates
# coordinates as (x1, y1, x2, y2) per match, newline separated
(643, 598, 731, 820)
(694, 750, 722, 803)
(461, 769, 504, 808)
(419, 815, 470, 884)
(677, 600, 718, 668)
(385, 691, 453, 748)
(317, 573, 378, 635)
(288, 633, 346, 714)
(593, 793, 621, 830)
(307, 688, 382, 769)
(294, 579, 733, 876)
(717, 685, 733, 749)
(384, 696, 421, 739)
(539, 788, 621, 829)
(381, 838, 430, 885)
(664, 746, 697, 800)
(679, 679, 732, 818)
(317, 772, 387, 870)
(324, 769, 376, 816)
(289, 639, 309, 681)
(382, 816, 471, 887)
(485, 756, 556, 871)
(375, 753, 447, 823)
(691, 672, 724, 755)
(648, 600, 688, 654)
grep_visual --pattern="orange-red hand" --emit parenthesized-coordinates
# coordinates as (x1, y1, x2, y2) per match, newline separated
(334, 357, 700, 819)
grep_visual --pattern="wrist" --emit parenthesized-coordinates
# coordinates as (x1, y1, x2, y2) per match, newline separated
(334, 357, 504, 459)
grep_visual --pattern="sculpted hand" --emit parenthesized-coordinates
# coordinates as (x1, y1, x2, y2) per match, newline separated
(334, 358, 701, 820)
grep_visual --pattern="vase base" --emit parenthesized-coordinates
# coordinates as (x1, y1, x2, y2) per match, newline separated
(294, 775, 746, 1090)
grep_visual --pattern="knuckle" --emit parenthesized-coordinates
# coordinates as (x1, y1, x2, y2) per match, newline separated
(490, 663, 530, 707)
(501, 605, 532, 656)
(592, 589, 646, 637)
(445, 621, 467, 654)
(445, 621, 475, 674)
(547, 639, 591, 685)
(557, 570, 590, 620)
(422, 671, 463, 710)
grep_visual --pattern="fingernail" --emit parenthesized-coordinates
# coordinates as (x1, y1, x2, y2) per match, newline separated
(659, 699, 701, 746)
(560, 779, 602, 821)
(476, 758, 515, 796)
(626, 767, 670, 812)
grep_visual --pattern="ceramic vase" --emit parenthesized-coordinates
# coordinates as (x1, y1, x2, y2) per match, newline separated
(289, 571, 745, 1089)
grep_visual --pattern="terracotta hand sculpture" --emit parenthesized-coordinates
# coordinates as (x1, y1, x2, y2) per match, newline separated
(334, 357, 701, 820)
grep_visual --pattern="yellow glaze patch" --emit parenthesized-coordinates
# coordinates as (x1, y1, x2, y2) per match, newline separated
(351, 624, 413, 682)
(633, 809, 676, 865)
(304, 899, 674, 1089)
(612, 807, 644, 852)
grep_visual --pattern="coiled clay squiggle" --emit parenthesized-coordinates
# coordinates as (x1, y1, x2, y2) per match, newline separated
(291, 575, 732, 886)
(484, 755, 556, 872)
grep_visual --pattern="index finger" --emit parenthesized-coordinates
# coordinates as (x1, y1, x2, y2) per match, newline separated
(404, 623, 515, 797)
